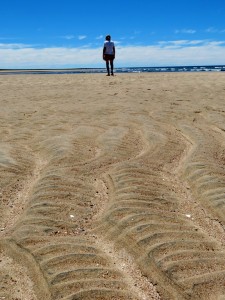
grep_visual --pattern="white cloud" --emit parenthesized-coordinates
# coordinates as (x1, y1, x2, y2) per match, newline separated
(0, 37, 18, 40)
(0, 43, 31, 49)
(61, 35, 75, 40)
(175, 29, 196, 34)
(208, 41, 225, 46)
(206, 27, 218, 33)
(187, 40, 205, 45)
(1, 40, 225, 68)
(158, 40, 205, 47)
(0, 46, 101, 68)
(96, 35, 103, 40)
(205, 27, 225, 33)
(78, 35, 87, 40)
(116, 41, 225, 66)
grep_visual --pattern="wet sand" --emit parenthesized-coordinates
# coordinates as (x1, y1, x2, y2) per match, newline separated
(0, 73, 225, 299)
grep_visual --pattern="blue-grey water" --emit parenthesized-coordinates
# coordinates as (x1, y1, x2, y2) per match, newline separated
(1, 65, 225, 75)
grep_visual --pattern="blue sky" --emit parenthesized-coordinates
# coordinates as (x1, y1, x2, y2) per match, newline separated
(1, 0, 225, 68)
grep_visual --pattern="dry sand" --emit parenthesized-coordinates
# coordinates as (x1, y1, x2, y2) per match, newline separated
(0, 72, 225, 300)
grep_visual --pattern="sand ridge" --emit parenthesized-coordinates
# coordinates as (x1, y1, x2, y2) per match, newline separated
(0, 73, 225, 299)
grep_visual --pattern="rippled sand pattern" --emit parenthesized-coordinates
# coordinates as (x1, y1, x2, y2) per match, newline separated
(0, 73, 225, 300)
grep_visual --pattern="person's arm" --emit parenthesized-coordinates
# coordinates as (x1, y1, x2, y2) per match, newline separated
(103, 46, 106, 60)
(113, 45, 115, 58)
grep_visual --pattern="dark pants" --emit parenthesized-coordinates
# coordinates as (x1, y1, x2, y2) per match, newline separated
(104, 54, 114, 75)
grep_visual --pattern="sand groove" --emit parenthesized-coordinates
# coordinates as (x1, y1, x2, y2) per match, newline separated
(96, 125, 225, 299)
(1, 125, 150, 299)
(179, 124, 225, 225)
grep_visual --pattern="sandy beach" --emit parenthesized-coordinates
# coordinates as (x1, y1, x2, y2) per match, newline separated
(0, 72, 225, 300)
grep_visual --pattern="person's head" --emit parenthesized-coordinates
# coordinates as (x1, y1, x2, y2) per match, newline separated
(105, 35, 111, 41)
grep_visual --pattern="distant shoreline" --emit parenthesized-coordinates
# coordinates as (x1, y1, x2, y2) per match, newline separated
(0, 65, 225, 75)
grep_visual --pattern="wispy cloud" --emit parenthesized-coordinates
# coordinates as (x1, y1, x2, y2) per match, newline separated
(78, 35, 87, 40)
(175, 29, 196, 34)
(113, 41, 122, 45)
(1, 40, 225, 68)
(61, 35, 75, 40)
(0, 37, 18, 40)
(0, 43, 32, 49)
(158, 40, 205, 48)
(96, 35, 103, 40)
(207, 41, 225, 46)
(205, 27, 225, 33)
(206, 27, 218, 33)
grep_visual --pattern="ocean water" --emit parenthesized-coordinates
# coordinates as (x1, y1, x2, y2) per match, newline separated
(1, 65, 225, 75)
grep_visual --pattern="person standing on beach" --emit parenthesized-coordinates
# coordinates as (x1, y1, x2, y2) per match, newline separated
(103, 35, 115, 76)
